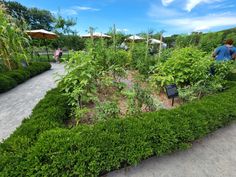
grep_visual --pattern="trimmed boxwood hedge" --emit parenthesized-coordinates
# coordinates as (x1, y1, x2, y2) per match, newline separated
(228, 72, 236, 81)
(0, 88, 70, 176)
(0, 62, 51, 93)
(0, 83, 236, 176)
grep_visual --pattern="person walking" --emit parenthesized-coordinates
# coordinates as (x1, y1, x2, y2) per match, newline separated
(54, 48, 62, 63)
(58, 48, 63, 63)
(212, 39, 236, 61)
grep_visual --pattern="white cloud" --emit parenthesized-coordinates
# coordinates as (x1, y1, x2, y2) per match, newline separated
(73, 6, 100, 11)
(166, 13, 236, 31)
(117, 28, 129, 32)
(148, 4, 182, 19)
(210, 3, 234, 10)
(161, 0, 175, 6)
(185, 0, 222, 12)
(56, 6, 100, 16)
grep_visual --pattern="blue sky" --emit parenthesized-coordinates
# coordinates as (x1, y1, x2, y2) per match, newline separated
(12, 0, 236, 36)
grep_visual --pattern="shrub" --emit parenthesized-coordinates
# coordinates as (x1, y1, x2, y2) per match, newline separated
(227, 72, 236, 81)
(1, 83, 236, 176)
(150, 47, 233, 101)
(5, 71, 25, 84)
(151, 47, 211, 87)
(0, 88, 70, 176)
(0, 62, 51, 93)
(0, 75, 17, 92)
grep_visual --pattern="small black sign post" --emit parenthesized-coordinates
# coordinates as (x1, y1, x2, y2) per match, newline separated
(165, 84, 178, 106)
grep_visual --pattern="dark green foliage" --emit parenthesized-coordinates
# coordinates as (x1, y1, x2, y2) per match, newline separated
(0, 62, 51, 93)
(27, 62, 51, 77)
(130, 42, 157, 76)
(51, 35, 86, 51)
(0, 88, 70, 176)
(227, 72, 236, 81)
(5, 71, 25, 84)
(198, 32, 223, 53)
(0, 75, 17, 92)
(1, 83, 236, 176)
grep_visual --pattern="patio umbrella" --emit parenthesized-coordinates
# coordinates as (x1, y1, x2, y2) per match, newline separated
(81, 32, 111, 38)
(149, 38, 162, 44)
(26, 29, 58, 60)
(126, 35, 144, 42)
(149, 38, 167, 48)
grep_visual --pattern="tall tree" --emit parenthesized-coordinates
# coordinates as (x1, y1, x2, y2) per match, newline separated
(1, 0, 29, 22)
(28, 8, 55, 30)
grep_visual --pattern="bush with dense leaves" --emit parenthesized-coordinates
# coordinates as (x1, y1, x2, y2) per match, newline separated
(150, 47, 233, 101)
(151, 47, 212, 87)
(0, 88, 70, 176)
(0, 62, 51, 93)
(0, 75, 17, 92)
(1, 82, 236, 176)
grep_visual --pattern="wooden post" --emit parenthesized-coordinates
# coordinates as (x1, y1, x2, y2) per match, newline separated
(171, 97, 175, 106)
(43, 34, 50, 61)
(113, 24, 116, 52)
(145, 32, 149, 61)
(89, 27, 94, 46)
(159, 32, 163, 57)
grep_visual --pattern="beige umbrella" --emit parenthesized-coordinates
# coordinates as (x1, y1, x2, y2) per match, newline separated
(26, 29, 58, 60)
(26, 29, 58, 39)
(81, 32, 111, 38)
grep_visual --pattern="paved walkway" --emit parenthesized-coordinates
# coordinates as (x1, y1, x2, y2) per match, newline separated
(105, 122, 236, 177)
(0, 63, 64, 142)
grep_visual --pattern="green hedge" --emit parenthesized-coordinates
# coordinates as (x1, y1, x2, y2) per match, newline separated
(0, 62, 51, 93)
(0, 88, 70, 176)
(227, 72, 236, 81)
(0, 83, 236, 176)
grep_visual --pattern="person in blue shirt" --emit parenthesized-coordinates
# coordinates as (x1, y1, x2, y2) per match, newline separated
(213, 39, 236, 61)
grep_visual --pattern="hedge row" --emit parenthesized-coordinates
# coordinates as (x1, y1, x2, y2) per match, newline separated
(0, 62, 51, 93)
(0, 83, 236, 176)
(0, 88, 70, 176)
(228, 72, 236, 81)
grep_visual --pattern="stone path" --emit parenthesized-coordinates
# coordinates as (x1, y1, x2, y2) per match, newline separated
(105, 122, 236, 177)
(0, 63, 64, 142)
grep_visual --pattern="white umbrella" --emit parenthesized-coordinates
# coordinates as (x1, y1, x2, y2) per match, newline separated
(126, 35, 144, 41)
(149, 38, 162, 44)
(81, 32, 111, 38)
(149, 38, 167, 48)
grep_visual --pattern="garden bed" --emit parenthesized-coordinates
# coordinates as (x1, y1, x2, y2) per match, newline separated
(0, 81, 236, 176)
(65, 69, 183, 126)
(0, 62, 51, 93)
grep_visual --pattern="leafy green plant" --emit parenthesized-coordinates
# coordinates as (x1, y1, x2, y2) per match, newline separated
(122, 83, 160, 115)
(198, 32, 223, 53)
(95, 101, 120, 121)
(150, 47, 232, 101)
(0, 4, 30, 71)
(59, 51, 98, 107)
(150, 47, 211, 87)
(73, 107, 90, 125)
